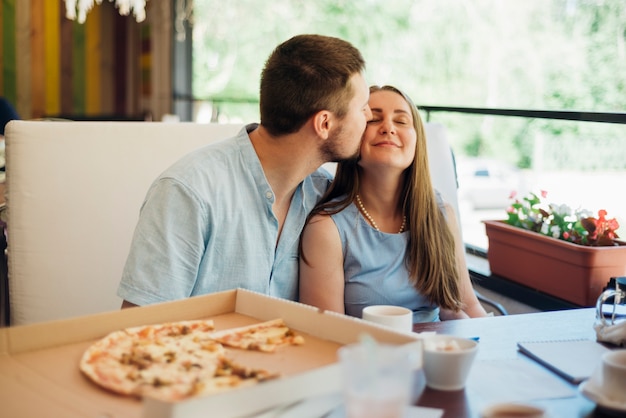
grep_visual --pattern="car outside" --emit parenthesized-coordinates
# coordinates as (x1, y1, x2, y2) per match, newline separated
(456, 157, 527, 210)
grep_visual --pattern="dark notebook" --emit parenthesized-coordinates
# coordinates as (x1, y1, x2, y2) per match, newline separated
(517, 339, 611, 384)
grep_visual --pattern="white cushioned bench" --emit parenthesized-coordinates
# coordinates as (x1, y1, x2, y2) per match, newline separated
(2, 120, 461, 326)
(3, 121, 242, 325)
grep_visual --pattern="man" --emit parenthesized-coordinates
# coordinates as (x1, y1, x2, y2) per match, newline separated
(118, 34, 371, 307)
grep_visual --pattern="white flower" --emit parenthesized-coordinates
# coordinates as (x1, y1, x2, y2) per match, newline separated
(551, 203, 572, 216)
(550, 225, 561, 239)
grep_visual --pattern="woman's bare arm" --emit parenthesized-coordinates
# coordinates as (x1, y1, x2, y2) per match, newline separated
(299, 214, 346, 314)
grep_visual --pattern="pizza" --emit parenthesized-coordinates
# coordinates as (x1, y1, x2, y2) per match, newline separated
(79, 318, 304, 401)
(209, 318, 305, 352)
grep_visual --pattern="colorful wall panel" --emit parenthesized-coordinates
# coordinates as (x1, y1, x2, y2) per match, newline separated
(0, 0, 167, 120)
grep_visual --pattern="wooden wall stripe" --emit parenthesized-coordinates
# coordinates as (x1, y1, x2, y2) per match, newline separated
(100, 2, 114, 114)
(2, 0, 17, 103)
(141, 24, 151, 97)
(44, 0, 61, 116)
(15, 0, 32, 118)
(72, 20, 86, 115)
(149, 1, 172, 120)
(3, 1, 171, 121)
(126, 20, 140, 115)
(85, 4, 101, 115)
(30, 0, 45, 119)
(60, 6, 74, 115)
(113, 13, 127, 115)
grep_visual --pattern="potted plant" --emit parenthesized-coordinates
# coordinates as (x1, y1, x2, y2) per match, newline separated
(484, 191, 626, 306)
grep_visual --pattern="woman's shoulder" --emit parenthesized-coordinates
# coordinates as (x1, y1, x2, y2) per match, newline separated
(307, 199, 356, 234)
(308, 211, 334, 224)
(302, 211, 342, 249)
(328, 199, 358, 220)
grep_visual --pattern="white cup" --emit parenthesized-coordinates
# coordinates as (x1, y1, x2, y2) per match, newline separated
(422, 335, 478, 391)
(362, 305, 413, 333)
(338, 342, 414, 418)
(600, 350, 626, 403)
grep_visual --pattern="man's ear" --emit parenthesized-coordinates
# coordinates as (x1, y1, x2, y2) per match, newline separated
(311, 110, 333, 140)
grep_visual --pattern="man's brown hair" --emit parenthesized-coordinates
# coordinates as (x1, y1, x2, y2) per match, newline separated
(260, 34, 366, 136)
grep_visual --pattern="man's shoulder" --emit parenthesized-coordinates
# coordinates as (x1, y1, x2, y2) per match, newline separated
(305, 166, 333, 191)
(310, 163, 334, 181)
(173, 125, 251, 166)
(155, 125, 257, 188)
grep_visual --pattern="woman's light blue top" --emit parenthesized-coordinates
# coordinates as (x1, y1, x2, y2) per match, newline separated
(330, 201, 441, 323)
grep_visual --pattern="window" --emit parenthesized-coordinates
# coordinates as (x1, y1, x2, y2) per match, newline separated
(192, 0, 626, 250)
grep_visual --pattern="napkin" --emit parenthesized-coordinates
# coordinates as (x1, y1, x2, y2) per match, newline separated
(594, 320, 626, 346)
(467, 358, 576, 403)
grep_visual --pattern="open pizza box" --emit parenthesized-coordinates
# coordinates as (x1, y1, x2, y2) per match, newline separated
(0, 289, 422, 418)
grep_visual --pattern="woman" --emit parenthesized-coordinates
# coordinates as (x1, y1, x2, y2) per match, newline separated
(299, 85, 488, 321)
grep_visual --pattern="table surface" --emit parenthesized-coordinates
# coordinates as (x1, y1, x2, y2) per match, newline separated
(411, 308, 614, 418)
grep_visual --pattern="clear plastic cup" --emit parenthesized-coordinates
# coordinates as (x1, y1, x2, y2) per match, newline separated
(338, 341, 414, 418)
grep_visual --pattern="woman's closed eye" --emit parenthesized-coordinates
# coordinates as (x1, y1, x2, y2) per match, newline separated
(367, 118, 409, 125)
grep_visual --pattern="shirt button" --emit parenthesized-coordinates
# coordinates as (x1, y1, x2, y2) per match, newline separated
(265, 191, 273, 199)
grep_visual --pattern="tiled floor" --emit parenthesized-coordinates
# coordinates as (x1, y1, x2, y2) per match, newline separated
(468, 252, 543, 316)
(474, 283, 542, 316)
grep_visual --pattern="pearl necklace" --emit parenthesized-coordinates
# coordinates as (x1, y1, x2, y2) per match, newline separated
(355, 194, 407, 234)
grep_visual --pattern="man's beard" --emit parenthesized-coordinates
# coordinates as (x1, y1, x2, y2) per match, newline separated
(320, 125, 361, 163)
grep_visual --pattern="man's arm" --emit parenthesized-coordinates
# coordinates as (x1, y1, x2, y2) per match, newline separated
(117, 179, 206, 307)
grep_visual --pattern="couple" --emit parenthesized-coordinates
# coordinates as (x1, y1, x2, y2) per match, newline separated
(117, 34, 487, 321)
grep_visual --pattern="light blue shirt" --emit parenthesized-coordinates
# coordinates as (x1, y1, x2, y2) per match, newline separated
(331, 201, 441, 323)
(118, 124, 331, 305)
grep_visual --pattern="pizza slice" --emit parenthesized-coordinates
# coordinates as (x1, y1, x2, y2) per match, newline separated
(208, 318, 305, 352)
(193, 357, 280, 398)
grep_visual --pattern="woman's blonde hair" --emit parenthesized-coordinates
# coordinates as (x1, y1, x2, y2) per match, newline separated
(301, 85, 463, 311)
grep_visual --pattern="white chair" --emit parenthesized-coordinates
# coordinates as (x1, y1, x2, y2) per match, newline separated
(425, 122, 507, 316)
(3, 120, 243, 325)
(424, 122, 461, 224)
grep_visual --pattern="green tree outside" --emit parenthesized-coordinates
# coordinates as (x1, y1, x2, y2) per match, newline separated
(192, 0, 625, 169)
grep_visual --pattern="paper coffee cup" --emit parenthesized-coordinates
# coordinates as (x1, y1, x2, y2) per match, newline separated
(361, 305, 413, 333)
(422, 335, 478, 391)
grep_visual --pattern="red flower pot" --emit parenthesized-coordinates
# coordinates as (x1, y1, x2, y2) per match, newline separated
(483, 220, 626, 306)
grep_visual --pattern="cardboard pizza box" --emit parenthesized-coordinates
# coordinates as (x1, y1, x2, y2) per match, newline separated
(0, 289, 422, 418)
